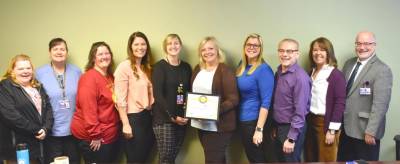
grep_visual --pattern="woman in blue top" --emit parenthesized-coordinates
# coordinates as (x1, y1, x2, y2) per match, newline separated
(36, 38, 82, 164)
(236, 34, 274, 163)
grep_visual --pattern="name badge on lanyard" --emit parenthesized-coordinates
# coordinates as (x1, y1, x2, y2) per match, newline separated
(177, 83, 184, 105)
(59, 99, 71, 109)
(359, 81, 371, 96)
(56, 73, 70, 109)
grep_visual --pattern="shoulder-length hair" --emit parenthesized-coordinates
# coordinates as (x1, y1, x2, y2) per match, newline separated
(198, 36, 225, 69)
(163, 33, 182, 55)
(236, 33, 265, 77)
(84, 41, 115, 75)
(127, 31, 153, 79)
(2, 54, 40, 87)
(308, 37, 338, 68)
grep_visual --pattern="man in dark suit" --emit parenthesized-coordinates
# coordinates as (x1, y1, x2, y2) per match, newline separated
(338, 31, 393, 161)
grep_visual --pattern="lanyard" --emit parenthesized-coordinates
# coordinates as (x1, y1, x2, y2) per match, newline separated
(165, 58, 186, 106)
(165, 57, 183, 84)
(51, 63, 67, 99)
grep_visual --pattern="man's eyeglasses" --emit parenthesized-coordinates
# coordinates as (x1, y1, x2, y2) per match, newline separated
(355, 42, 376, 47)
(245, 43, 261, 49)
(278, 49, 298, 54)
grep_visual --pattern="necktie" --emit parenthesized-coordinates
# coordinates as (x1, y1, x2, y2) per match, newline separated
(346, 62, 362, 95)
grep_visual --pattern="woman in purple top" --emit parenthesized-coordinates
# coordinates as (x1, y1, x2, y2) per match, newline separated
(304, 37, 346, 162)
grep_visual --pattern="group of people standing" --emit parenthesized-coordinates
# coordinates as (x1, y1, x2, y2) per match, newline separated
(0, 30, 392, 164)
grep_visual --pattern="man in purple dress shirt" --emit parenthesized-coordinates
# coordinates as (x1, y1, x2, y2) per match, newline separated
(272, 38, 311, 162)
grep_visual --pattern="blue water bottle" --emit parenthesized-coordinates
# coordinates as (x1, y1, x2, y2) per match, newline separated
(16, 143, 29, 164)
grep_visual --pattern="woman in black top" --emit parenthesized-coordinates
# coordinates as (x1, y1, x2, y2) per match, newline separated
(0, 54, 53, 164)
(151, 34, 192, 164)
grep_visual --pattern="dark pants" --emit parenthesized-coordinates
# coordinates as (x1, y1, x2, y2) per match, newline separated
(275, 123, 306, 162)
(198, 130, 233, 164)
(239, 120, 268, 163)
(337, 132, 380, 161)
(76, 138, 120, 164)
(124, 110, 155, 163)
(44, 135, 81, 164)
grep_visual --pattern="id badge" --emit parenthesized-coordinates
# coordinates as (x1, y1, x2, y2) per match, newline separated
(359, 87, 371, 95)
(59, 99, 71, 109)
(176, 94, 184, 105)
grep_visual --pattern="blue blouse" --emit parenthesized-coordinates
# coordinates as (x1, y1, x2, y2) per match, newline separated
(237, 63, 274, 121)
(36, 63, 81, 136)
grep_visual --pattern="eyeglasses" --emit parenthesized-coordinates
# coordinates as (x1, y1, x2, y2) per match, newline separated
(355, 42, 376, 47)
(245, 43, 261, 49)
(278, 49, 298, 54)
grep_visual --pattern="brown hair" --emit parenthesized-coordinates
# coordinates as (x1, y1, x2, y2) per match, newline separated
(49, 37, 68, 52)
(308, 37, 338, 68)
(84, 41, 115, 75)
(2, 54, 40, 87)
(127, 31, 153, 79)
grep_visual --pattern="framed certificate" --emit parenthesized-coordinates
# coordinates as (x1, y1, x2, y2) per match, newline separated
(185, 92, 220, 120)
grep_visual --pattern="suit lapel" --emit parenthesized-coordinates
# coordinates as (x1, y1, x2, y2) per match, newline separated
(348, 55, 377, 96)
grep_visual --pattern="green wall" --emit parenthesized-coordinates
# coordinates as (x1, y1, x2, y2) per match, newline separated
(1, 0, 399, 162)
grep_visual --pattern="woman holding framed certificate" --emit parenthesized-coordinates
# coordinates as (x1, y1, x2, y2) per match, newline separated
(190, 36, 239, 163)
(236, 34, 275, 163)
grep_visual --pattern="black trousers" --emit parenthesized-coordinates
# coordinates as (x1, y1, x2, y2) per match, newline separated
(337, 132, 380, 161)
(123, 110, 155, 163)
(198, 130, 233, 164)
(44, 135, 81, 164)
(239, 120, 268, 163)
(76, 138, 120, 164)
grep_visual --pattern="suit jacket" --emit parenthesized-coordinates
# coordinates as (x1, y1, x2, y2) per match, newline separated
(342, 55, 392, 140)
(191, 63, 239, 132)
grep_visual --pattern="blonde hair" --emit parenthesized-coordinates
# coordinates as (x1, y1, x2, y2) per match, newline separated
(2, 54, 40, 87)
(198, 36, 225, 69)
(162, 33, 182, 55)
(236, 33, 265, 77)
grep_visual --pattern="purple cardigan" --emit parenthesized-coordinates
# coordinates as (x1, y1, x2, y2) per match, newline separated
(319, 68, 346, 132)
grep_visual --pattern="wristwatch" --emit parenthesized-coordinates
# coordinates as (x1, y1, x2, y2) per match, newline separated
(329, 129, 336, 135)
(288, 138, 295, 143)
(255, 127, 263, 132)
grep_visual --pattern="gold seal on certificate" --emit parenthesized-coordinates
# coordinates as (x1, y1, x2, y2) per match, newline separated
(185, 92, 220, 120)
